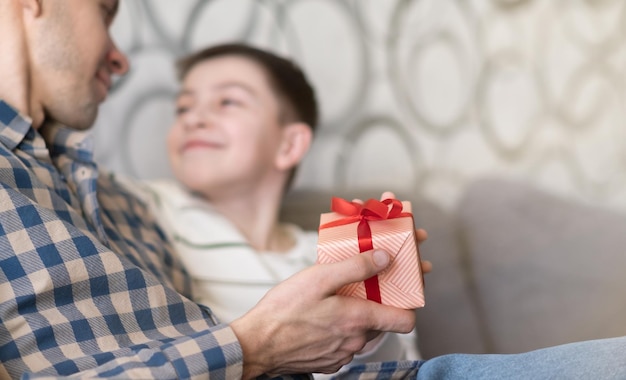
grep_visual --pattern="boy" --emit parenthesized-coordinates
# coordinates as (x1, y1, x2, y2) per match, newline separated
(124, 43, 421, 372)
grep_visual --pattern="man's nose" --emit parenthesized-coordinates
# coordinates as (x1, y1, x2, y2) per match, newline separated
(107, 40, 130, 76)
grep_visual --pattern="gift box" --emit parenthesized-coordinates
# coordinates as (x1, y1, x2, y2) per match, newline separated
(317, 197, 425, 309)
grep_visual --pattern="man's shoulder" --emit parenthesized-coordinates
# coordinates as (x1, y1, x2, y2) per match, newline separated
(0, 143, 39, 191)
(96, 171, 154, 210)
(0, 142, 22, 168)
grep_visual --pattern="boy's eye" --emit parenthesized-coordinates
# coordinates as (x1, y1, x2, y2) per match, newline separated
(176, 106, 189, 115)
(221, 98, 242, 107)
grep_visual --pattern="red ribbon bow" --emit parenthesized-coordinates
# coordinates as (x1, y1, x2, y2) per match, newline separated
(320, 197, 411, 303)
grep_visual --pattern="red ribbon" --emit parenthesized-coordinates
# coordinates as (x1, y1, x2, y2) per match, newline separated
(319, 197, 411, 303)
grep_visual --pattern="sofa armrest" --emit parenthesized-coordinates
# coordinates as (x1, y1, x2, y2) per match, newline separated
(458, 177, 626, 353)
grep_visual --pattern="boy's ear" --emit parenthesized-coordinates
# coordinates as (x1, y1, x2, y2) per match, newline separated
(275, 122, 313, 171)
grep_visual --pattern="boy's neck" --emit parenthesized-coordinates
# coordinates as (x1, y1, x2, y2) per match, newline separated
(208, 185, 294, 252)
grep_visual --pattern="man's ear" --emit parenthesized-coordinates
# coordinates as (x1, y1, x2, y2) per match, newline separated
(20, 0, 43, 18)
(275, 122, 313, 171)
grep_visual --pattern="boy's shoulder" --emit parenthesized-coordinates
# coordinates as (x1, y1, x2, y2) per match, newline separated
(113, 176, 185, 206)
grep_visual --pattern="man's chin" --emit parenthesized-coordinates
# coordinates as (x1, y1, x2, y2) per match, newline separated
(45, 99, 99, 130)
(50, 117, 96, 131)
(68, 104, 99, 130)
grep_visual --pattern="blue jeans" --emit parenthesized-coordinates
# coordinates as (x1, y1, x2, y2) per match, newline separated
(336, 336, 626, 379)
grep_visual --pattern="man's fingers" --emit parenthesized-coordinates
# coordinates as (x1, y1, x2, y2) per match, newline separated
(362, 302, 416, 333)
(318, 249, 391, 295)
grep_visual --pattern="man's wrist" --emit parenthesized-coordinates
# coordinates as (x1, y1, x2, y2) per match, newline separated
(231, 317, 272, 379)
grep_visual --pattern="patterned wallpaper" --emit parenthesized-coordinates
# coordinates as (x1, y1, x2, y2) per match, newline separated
(94, 0, 626, 211)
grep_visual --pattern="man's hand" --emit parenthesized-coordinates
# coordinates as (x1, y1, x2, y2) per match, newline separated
(230, 249, 416, 379)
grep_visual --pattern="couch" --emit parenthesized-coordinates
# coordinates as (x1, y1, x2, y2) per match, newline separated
(279, 177, 626, 359)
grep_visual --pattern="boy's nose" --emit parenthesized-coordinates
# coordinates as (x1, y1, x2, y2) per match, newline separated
(182, 111, 208, 130)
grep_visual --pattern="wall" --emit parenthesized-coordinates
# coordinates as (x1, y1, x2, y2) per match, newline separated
(94, 0, 626, 210)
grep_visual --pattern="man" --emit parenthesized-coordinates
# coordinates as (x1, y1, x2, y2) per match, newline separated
(4, 1, 626, 380)
(0, 0, 419, 378)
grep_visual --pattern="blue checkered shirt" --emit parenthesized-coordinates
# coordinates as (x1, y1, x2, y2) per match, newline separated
(0, 98, 250, 379)
(0, 100, 420, 380)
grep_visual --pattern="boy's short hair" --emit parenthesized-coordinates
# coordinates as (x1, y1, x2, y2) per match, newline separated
(176, 43, 318, 133)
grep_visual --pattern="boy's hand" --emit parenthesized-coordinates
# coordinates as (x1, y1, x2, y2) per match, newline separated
(416, 228, 432, 273)
(354, 191, 432, 274)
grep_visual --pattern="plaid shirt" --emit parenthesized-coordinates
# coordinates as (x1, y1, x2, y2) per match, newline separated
(0, 100, 421, 380)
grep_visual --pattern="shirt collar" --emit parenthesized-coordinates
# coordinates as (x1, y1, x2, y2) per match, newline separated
(0, 99, 34, 150)
(40, 121, 95, 164)
(0, 98, 95, 164)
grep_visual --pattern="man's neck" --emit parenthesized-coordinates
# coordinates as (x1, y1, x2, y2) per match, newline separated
(0, 1, 43, 129)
